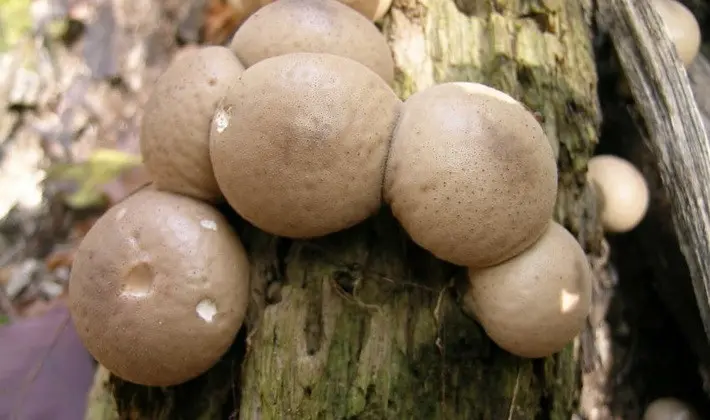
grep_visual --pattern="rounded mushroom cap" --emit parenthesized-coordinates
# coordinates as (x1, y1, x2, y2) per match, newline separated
(465, 221, 593, 358)
(229, 0, 394, 84)
(210, 52, 401, 238)
(643, 397, 699, 420)
(384, 82, 558, 268)
(68, 189, 250, 386)
(587, 155, 650, 233)
(227, 0, 273, 27)
(650, 0, 701, 66)
(140, 46, 245, 202)
(339, 0, 393, 20)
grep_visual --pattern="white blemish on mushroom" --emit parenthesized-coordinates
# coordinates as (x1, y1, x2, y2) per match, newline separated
(196, 299, 217, 322)
(116, 208, 127, 221)
(121, 261, 154, 298)
(560, 289, 580, 313)
(214, 108, 230, 133)
(200, 219, 218, 231)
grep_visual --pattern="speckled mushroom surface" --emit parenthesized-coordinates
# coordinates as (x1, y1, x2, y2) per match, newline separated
(68, 188, 250, 386)
(210, 52, 401, 238)
(140, 46, 245, 202)
(384, 82, 558, 268)
(229, 0, 395, 84)
(464, 221, 593, 358)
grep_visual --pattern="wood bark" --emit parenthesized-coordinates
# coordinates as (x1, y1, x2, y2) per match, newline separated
(92, 0, 603, 418)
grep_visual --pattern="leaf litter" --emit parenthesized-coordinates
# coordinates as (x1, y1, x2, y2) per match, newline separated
(0, 0, 239, 418)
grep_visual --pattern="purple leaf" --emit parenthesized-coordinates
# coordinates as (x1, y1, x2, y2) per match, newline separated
(0, 303, 95, 420)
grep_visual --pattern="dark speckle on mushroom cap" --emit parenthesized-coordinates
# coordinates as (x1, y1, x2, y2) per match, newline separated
(209, 52, 401, 238)
(68, 189, 250, 387)
(384, 82, 558, 268)
(140, 46, 245, 202)
(465, 221, 593, 358)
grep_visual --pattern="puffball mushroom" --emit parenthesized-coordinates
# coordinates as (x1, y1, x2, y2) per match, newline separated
(643, 397, 699, 420)
(140, 46, 245, 202)
(68, 189, 251, 386)
(210, 52, 401, 238)
(465, 221, 593, 358)
(229, 0, 395, 84)
(229, 0, 391, 25)
(587, 155, 650, 233)
(339, 0, 393, 21)
(650, 0, 701, 66)
(384, 82, 558, 268)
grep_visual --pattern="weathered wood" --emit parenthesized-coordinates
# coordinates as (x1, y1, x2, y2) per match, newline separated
(596, 0, 710, 346)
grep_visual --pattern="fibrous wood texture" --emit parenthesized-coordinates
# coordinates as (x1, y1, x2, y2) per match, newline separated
(596, 0, 710, 347)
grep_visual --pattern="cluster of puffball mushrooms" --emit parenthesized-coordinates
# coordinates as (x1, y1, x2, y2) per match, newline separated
(68, 0, 655, 388)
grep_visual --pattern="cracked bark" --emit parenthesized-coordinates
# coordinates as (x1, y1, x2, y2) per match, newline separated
(99, 0, 603, 418)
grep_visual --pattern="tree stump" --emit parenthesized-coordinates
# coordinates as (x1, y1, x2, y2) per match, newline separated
(97, 0, 605, 418)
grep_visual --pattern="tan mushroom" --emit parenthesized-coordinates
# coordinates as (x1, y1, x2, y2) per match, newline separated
(68, 189, 250, 386)
(384, 82, 558, 268)
(228, 0, 391, 25)
(339, 0, 393, 20)
(464, 221, 593, 358)
(140, 46, 245, 202)
(650, 0, 702, 66)
(643, 397, 699, 420)
(587, 155, 650, 233)
(229, 0, 394, 84)
(210, 52, 401, 238)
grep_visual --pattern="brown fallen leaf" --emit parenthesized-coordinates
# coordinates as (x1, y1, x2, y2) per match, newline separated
(202, 0, 240, 45)
(45, 248, 75, 272)
(0, 303, 95, 420)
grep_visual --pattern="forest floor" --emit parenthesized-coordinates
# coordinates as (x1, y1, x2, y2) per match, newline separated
(0, 1, 708, 419)
(0, 1, 240, 418)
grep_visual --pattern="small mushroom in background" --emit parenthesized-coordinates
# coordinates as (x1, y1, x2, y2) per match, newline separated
(209, 52, 401, 238)
(643, 397, 699, 420)
(464, 221, 593, 358)
(68, 189, 251, 387)
(229, 0, 395, 84)
(140, 46, 245, 202)
(587, 154, 650, 233)
(384, 82, 558, 269)
(650, 0, 702, 66)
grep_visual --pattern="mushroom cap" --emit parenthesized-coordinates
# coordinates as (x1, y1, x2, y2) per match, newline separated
(210, 52, 401, 238)
(140, 46, 245, 202)
(465, 221, 593, 358)
(384, 82, 558, 268)
(227, 0, 273, 27)
(68, 189, 250, 386)
(643, 397, 699, 420)
(339, 0, 393, 20)
(587, 155, 650, 233)
(650, 0, 701, 66)
(229, 0, 394, 84)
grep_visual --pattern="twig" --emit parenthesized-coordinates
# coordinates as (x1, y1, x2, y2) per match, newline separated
(507, 363, 522, 420)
